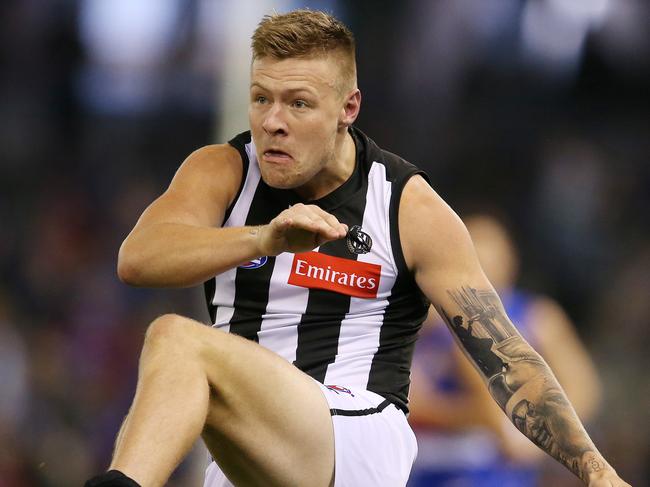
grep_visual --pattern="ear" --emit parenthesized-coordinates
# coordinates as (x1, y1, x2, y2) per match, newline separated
(339, 89, 361, 128)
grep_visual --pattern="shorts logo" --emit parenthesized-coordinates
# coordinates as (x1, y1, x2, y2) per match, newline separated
(239, 256, 268, 269)
(346, 225, 372, 254)
(288, 251, 381, 299)
(326, 385, 355, 396)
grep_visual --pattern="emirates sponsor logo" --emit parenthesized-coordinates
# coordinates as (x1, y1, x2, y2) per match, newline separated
(288, 251, 381, 299)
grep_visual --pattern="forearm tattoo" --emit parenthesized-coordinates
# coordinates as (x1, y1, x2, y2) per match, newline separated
(437, 287, 608, 483)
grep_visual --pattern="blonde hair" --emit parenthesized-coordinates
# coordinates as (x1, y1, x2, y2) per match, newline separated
(251, 9, 357, 92)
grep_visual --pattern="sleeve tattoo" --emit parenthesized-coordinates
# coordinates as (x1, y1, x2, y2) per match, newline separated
(436, 286, 607, 483)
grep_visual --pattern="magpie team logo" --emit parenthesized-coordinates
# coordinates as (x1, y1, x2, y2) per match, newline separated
(240, 256, 268, 269)
(346, 225, 372, 254)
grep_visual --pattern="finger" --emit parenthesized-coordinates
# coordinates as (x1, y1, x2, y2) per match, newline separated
(269, 215, 293, 236)
(307, 206, 348, 237)
(288, 213, 338, 239)
(292, 214, 344, 242)
(284, 204, 347, 241)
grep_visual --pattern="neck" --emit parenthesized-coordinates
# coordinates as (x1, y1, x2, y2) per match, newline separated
(294, 129, 356, 201)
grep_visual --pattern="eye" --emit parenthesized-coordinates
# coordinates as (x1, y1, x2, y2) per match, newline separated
(254, 95, 268, 105)
(292, 100, 308, 109)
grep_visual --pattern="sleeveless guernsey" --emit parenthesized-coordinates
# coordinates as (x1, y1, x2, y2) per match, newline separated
(204, 126, 429, 412)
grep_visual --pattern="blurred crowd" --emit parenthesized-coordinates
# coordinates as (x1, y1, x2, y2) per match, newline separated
(0, 1, 648, 486)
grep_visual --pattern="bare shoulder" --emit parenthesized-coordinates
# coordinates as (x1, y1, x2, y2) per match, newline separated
(172, 143, 242, 195)
(183, 143, 241, 169)
(168, 143, 243, 209)
(134, 143, 244, 229)
(399, 175, 476, 276)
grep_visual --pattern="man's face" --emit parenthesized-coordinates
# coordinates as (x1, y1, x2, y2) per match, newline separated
(249, 54, 349, 190)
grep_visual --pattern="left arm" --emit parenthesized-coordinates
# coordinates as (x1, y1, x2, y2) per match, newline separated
(399, 175, 628, 486)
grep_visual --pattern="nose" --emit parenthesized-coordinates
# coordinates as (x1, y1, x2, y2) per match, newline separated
(262, 102, 288, 136)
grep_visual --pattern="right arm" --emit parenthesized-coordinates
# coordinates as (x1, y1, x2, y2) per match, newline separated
(117, 144, 347, 288)
(117, 144, 251, 288)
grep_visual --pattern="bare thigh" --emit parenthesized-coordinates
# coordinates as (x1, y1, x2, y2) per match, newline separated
(159, 315, 335, 487)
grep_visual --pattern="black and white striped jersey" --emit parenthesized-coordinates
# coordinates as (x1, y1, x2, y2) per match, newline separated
(204, 127, 429, 413)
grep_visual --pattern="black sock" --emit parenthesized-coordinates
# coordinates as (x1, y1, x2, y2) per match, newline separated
(84, 470, 141, 487)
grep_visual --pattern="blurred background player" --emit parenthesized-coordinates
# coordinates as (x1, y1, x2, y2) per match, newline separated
(407, 212, 602, 487)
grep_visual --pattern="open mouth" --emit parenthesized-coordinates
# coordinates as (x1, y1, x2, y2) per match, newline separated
(263, 149, 293, 162)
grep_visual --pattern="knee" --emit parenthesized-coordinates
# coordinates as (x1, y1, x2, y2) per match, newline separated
(144, 313, 196, 350)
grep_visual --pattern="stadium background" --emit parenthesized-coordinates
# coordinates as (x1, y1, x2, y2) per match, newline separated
(0, 1, 648, 485)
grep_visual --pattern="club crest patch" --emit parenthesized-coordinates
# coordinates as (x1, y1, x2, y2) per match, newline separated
(346, 225, 372, 254)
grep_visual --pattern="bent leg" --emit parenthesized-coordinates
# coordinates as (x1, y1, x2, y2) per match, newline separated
(110, 314, 334, 487)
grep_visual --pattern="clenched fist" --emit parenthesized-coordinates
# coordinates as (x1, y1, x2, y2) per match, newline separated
(256, 203, 348, 256)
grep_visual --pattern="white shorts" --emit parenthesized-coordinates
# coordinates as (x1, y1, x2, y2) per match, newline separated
(203, 382, 418, 487)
